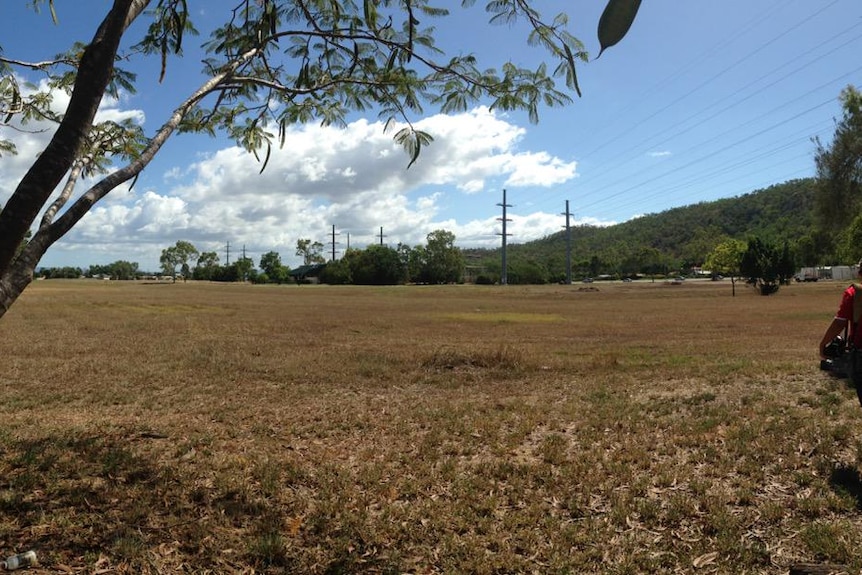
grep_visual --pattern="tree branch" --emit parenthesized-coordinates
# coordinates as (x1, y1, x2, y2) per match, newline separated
(0, 56, 76, 70)
(0, 0, 141, 275)
(40, 46, 262, 245)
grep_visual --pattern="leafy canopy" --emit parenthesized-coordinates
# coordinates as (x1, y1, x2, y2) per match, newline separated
(814, 85, 862, 232)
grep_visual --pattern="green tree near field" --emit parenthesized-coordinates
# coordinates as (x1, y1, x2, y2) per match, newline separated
(837, 215, 862, 264)
(704, 238, 746, 296)
(795, 229, 835, 267)
(347, 245, 403, 285)
(814, 85, 862, 234)
(0, 0, 640, 320)
(507, 257, 548, 285)
(259, 251, 289, 284)
(159, 240, 198, 281)
(88, 260, 139, 280)
(192, 251, 220, 280)
(627, 246, 664, 280)
(318, 256, 352, 285)
(739, 238, 795, 295)
(404, 245, 429, 283)
(38, 266, 82, 279)
(295, 239, 325, 266)
(233, 256, 255, 283)
(420, 230, 464, 284)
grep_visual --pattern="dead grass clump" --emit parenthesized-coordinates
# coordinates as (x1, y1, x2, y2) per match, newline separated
(422, 344, 526, 371)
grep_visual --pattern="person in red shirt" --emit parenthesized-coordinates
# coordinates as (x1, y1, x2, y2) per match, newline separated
(819, 260, 862, 404)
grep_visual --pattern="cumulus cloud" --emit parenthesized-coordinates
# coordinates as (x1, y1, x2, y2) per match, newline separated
(4, 95, 583, 269)
(0, 79, 146, 205)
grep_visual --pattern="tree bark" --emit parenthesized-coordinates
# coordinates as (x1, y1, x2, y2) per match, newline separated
(0, 233, 50, 319)
(0, 0, 154, 320)
(0, 40, 259, 320)
(0, 0, 139, 275)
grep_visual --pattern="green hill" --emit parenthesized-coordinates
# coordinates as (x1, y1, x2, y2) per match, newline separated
(465, 178, 818, 283)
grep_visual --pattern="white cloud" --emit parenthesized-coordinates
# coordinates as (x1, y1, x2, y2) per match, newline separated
(4, 95, 584, 268)
(0, 79, 146, 206)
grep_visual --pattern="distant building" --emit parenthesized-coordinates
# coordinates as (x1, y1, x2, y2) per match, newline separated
(288, 263, 327, 284)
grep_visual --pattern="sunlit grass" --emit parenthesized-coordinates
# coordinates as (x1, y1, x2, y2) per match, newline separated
(440, 311, 563, 323)
(0, 279, 859, 573)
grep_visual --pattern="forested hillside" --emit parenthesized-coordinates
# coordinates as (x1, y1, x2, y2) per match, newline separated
(465, 178, 818, 283)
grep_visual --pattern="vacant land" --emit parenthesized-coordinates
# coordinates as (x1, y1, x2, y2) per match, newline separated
(0, 279, 860, 574)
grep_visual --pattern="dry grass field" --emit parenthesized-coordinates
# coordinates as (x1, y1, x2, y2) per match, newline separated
(0, 279, 861, 574)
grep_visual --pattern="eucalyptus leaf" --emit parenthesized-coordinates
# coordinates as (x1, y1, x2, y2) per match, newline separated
(597, 0, 641, 58)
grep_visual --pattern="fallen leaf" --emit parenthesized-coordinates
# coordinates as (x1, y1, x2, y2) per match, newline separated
(288, 515, 303, 536)
(693, 551, 718, 568)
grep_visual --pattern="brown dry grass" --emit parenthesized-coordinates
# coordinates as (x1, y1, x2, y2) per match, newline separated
(0, 279, 860, 574)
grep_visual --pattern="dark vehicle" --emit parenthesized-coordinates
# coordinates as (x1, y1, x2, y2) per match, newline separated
(821, 335, 851, 377)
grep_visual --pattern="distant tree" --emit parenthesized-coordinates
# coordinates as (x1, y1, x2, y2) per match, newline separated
(814, 85, 862, 232)
(296, 239, 325, 266)
(795, 229, 835, 267)
(193, 251, 220, 280)
(403, 244, 427, 284)
(39, 266, 82, 279)
(740, 237, 783, 295)
(86, 263, 109, 278)
(680, 226, 722, 269)
(778, 241, 795, 285)
(349, 245, 403, 285)
(588, 255, 602, 279)
(704, 238, 746, 295)
(210, 264, 238, 283)
(836, 214, 862, 264)
(107, 260, 138, 280)
(319, 257, 352, 285)
(234, 257, 255, 282)
(160, 240, 198, 281)
(633, 246, 663, 279)
(259, 250, 289, 284)
(507, 258, 548, 285)
(422, 230, 464, 284)
(209, 257, 255, 283)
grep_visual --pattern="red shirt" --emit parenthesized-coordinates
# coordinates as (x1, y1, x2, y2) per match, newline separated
(836, 284, 862, 348)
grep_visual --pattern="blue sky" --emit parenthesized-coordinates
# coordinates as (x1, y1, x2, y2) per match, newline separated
(1, 0, 860, 271)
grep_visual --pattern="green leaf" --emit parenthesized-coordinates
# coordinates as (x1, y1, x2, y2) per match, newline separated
(4, 83, 20, 123)
(259, 142, 271, 174)
(394, 127, 433, 169)
(597, 0, 641, 58)
(562, 43, 581, 98)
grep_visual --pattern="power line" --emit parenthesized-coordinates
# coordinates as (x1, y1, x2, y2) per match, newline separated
(575, 101, 839, 217)
(519, 1, 857, 227)
(569, 28, 862, 202)
(577, 0, 843, 162)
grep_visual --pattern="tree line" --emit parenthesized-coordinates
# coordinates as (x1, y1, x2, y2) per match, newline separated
(35, 82, 860, 294)
(38, 229, 466, 285)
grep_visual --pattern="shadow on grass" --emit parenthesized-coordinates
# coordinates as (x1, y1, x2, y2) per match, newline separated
(829, 464, 862, 509)
(0, 430, 397, 573)
(0, 430, 278, 571)
(0, 433, 177, 562)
